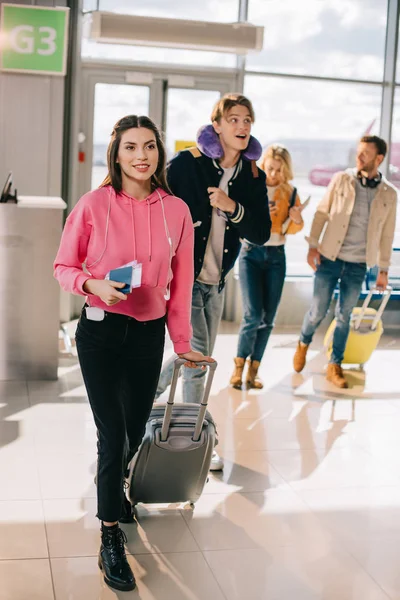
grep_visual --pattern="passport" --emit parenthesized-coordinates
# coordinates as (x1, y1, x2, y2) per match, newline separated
(108, 266, 133, 294)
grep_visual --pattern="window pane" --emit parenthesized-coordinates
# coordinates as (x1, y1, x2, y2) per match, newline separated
(166, 89, 221, 159)
(245, 74, 383, 276)
(82, 40, 237, 68)
(246, 0, 387, 81)
(397, 21, 400, 83)
(91, 83, 150, 189)
(388, 87, 400, 253)
(92, 0, 239, 22)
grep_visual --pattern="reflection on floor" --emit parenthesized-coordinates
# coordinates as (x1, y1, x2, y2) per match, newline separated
(1, 324, 400, 599)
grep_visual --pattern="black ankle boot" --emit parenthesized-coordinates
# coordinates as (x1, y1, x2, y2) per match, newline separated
(119, 496, 138, 524)
(99, 524, 136, 591)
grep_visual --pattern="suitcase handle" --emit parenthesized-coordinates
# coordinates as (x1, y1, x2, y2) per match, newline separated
(160, 358, 217, 443)
(354, 286, 392, 331)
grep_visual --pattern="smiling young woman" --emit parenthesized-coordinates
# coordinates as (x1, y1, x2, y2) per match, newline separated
(54, 114, 212, 592)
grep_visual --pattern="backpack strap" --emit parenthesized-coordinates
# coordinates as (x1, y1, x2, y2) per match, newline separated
(251, 160, 259, 178)
(188, 147, 201, 158)
(289, 187, 297, 208)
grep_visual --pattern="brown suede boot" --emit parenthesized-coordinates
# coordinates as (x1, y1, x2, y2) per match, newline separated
(326, 363, 348, 388)
(246, 360, 263, 389)
(230, 357, 245, 389)
(293, 341, 309, 373)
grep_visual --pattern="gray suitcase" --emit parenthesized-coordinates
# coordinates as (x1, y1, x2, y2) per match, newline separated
(126, 358, 217, 507)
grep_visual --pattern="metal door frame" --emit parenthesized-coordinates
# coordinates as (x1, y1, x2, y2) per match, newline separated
(78, 60, 237, 199)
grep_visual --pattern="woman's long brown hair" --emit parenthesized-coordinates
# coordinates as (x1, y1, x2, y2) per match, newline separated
(99, 115, 171, 194)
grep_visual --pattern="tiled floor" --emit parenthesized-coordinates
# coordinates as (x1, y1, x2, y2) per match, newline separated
(1, 324, 400, 599)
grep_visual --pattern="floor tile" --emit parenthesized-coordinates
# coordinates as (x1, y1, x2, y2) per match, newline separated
(0, 454, 41, 500)
(123, 505, 199, 555)
(0, 381, 29, 400)
(33, 420, 97, 454)
(19, 397, 92, 423)
(298, 486, 400, 541)
(43, 498, 99, 558)
(0, 419, 36, 455)
(204, 546, 389, 600)
(204, 450, 290, 494)
(0, 396, 30, 419)
(0, 559, 54, 600)
(208, 385, 323, 422)
(0, 500, 48, 559)
(37, 452, 97, 500)
(27, 378, 86, 401)
(182, 489, 333, 552)
(344, 414, 400, 457)
(267, 446, 399, 490)
(43, 498, 199, 557)
(51, 553, 225, 600)
(215, 412, 356, 453)
(345, 537, 400, 600)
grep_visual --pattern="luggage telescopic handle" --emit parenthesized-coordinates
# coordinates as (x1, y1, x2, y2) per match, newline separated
(160, 359, 217, 442)
(353, 286, 392, 331)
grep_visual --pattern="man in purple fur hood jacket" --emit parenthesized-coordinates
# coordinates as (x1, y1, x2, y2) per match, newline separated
(156, 93, 271, 471)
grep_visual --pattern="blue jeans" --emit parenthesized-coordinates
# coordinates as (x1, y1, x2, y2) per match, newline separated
(156, 281, 225, 404)
(300, 256, 367, 364)
(237, 243, 286, 362)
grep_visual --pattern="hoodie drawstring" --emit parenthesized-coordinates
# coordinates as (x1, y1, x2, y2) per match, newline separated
(129, 193, 169, 292)
(130, 201, 137, 262)
(129, 195, 152, 263)
(147, 198, 152, 262)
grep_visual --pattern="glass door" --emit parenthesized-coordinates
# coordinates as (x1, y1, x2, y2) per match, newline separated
(79, 65, 235, 197)
(91, 83, 150, 189)
(165, 88, 221, 158)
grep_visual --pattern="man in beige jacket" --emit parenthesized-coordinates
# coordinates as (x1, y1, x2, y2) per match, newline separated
(293, 135, 397, 388)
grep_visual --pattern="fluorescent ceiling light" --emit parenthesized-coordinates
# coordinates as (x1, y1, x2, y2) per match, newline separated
(89, 12, 264, 55)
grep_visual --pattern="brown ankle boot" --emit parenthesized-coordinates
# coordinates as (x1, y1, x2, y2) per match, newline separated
(326, 363, 348, 388)
(246, 360, 263, 389)
(293, 341, 309, 373)
(230, 357, 245, 389)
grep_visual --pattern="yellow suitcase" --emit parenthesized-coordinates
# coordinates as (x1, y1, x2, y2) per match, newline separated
(324, 287, 392, 366)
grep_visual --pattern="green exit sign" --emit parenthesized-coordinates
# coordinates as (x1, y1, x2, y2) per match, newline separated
(0, 4, 69, 76)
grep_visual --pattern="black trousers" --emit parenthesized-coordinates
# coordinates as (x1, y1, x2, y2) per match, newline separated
(76, 308, 165, 522)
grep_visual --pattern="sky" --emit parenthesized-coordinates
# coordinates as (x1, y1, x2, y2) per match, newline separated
(247, 0, 388, 80)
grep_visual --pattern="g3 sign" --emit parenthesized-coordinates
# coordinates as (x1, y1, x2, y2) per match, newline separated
(0, 4, 69, 76)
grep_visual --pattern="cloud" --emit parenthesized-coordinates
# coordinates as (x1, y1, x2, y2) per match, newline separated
(247, 0, 387, 80)
(94, 0, 239, 22)
(244, 75, 382, 142)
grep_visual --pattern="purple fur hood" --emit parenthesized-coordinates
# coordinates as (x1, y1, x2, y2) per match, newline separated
(196, 124, 262, 161)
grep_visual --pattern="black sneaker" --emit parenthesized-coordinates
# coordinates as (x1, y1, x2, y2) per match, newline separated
(99, 525, 136, 592)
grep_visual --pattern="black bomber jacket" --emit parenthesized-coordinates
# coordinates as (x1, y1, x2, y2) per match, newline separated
(167, 148, 271, 292)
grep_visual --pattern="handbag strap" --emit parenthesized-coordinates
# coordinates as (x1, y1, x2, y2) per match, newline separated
(289, 186, 297, 208)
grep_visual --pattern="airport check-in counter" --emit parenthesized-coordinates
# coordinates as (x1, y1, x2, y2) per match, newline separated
(0, 196, 66, 380)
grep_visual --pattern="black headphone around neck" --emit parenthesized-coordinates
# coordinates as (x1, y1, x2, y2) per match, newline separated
(357, 171, 382, 188)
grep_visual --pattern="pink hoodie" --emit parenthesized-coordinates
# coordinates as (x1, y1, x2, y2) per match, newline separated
(54, 186, 194, 354)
